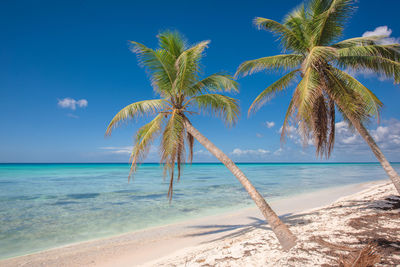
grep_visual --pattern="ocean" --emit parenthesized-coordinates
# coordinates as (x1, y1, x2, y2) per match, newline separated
(0, 162, 398, 259)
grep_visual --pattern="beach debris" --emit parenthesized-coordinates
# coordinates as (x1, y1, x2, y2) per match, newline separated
(338, 243, 381, 267)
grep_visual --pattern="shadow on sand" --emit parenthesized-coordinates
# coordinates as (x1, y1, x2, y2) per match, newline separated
(182, 194, 400, 244)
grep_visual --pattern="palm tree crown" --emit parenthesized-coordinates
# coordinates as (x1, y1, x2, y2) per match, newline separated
(106, 31, 239, 199)
(236, 0, 400, 158)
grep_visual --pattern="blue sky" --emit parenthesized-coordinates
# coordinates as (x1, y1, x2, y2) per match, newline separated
(1, 0, 400, 163)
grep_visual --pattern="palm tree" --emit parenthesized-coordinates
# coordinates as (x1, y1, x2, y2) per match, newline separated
(236, 0, 400, 194)
(105, 31, 297, 250)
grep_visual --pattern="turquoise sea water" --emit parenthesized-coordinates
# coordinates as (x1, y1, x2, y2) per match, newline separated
(0, 162, 399, 259)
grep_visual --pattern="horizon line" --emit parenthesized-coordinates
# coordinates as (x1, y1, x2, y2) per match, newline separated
(1, 161, 399, 164)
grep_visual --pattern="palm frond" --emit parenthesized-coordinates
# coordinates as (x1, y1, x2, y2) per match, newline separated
(331, 67, 382, 119)
(302, 46, 337, 71)
(293, 67, 320, 119)
(327, 98, 335, 156)
(186, 132, 194, 163)
(235, 54, 303, 77)
(106, 99, 166, 136)
(312, 93, 329, 157)
(160, 111, 186, 200)
(291, 68, 322, 147)
(254, 17, 307, 52)
(337, 55, 400, 83)
(331, 35, 388, 48)
(324, 67, 370, 123)
(283, 4, 311, 48)
(130, 41, 175, 95)
(189, 73, 239, 95)
(190, 94, 240, 126)
(311, 0, 355, 46)
(173, 41, 210, 94)
(249, 69, 299, 114)
(158, 30, 187, 59)
(129, 113, 164, 179)
(337, 44, 400, 60)
(280, 97, 296, 141)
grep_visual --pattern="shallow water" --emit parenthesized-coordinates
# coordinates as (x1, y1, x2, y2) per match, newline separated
(0, 162, 398, 259)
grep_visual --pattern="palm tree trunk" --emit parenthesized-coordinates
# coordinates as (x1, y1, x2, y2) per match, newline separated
(183, 119, 297, 250)
(347, 117, 400, 194)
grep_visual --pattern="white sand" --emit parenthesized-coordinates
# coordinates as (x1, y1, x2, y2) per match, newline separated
(1, 179, 397, 267)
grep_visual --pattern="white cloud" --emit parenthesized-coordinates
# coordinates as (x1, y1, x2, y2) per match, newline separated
(271, 119, 400, 161)
(265, 121, 275, 128)
(58, 97, 88, 110)
(335, 121, 348, 134)
(325, 119, 400, 155)
(231, 148, 270, 156)
(279, 125, 314, 146)
(362, 26, 400, 45)
(370, 119, 400, 150)
(100, 146, 133, 155)
(256, 133, 263, 138)
(341, 134, 358, 144)
(278, 125, 296, 134)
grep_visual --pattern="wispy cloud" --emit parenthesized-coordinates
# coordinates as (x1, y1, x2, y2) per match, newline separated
(265, 121, 275, 128)
(58, 97, 88, 110)
(231, 148, 270, 156)
(256, 133, 263, 138)
(279, 125, 314, 146)
(99, 146, 133, 155)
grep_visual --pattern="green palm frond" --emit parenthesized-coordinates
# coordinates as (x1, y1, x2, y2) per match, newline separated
(160, 111, 186, 200)
(331, 35, 388, 48)
(190, 94, 240, 126)
(330, 68, 383, 118)
(189, 73, 239, 95)
(235, 54, 304, 77)
(129, 113, 164, 178)
(293, 68, 320, 118)
(324, 67, 370, 123)
(311, 0, 355, 46)
(302, 46, 337, 71)
(158, 31, 187, 59)
(249, 69, 299, 114)
(280, 97, 295, 141)
(283, 4, 310, 47)
(331, 67, 383, 118)
(254, 17, 307, 52)
(337, 44, 400, 60)
(130, 41, 175, 95)
(337, 55, 400, 83)
(173, 40, 210, 94)
(106, 99, 166, 136)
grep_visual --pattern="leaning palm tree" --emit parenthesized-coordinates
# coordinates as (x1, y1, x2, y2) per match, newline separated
(106, 31, 297, 250)
(236, 0, 400, 194)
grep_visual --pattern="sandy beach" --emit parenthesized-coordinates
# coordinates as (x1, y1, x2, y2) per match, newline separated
(2, 179, 399, 266)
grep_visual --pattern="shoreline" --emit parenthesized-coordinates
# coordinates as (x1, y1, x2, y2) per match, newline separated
(0, 179, 388, 267)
